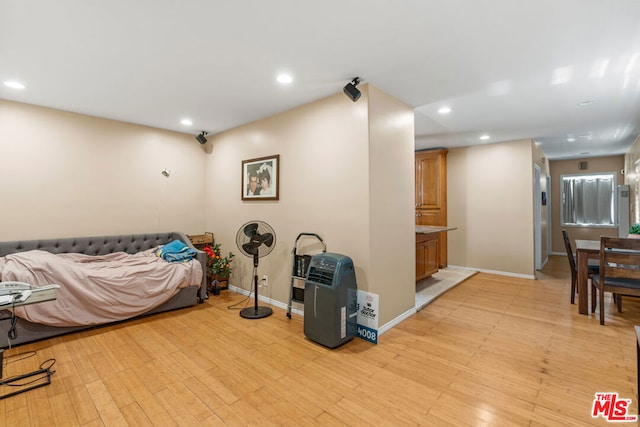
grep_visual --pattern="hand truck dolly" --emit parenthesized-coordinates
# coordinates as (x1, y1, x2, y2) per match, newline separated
(286, 233, 326, 318)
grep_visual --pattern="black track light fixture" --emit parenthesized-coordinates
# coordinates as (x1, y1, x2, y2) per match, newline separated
(343, 77, 362, 102)
(195, 131, 208, 144)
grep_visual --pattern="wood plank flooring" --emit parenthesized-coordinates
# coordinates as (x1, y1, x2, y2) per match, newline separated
(2, 255, 640, 426)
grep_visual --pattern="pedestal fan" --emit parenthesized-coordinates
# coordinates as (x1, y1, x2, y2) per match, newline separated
(236, 220, 276, 319)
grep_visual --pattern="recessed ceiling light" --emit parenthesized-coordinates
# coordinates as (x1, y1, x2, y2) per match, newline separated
(180, 118, 193, 126)
(438, 106, 452, 114)
(479, 134, 490, 140)
(577, 100, 595, 106)
(3, 81, 25, 89)
(567, 136, 576, 142)
(276, 74, 293, 84)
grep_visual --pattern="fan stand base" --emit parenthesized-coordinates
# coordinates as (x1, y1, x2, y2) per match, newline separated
(240, 306, 273, 319)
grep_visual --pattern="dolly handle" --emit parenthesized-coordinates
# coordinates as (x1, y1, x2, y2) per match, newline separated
(293, 233, 326, 253)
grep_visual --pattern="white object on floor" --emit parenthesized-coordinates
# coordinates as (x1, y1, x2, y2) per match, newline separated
(415, 267, 476, 311)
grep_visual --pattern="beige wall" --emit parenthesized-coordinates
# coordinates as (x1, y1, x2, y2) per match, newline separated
(1, 88, 416, 329)
(367, 85, 417, 325)
(9, 87, 625, 326)
(204, 85, 416, 326)
(11, 88, 632, 329)
(549, 155, 624, 253)
(0, 100, 205, 240)
(447, 139, 536, 277)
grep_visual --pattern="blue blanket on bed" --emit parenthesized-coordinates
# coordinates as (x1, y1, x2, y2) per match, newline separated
(156, 239, 197, 262)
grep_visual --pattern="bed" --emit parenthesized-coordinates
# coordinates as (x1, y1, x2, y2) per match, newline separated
(0, 232, 207, 348)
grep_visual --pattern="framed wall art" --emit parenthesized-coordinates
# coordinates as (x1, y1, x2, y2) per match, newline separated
(242, 154, 279, 201)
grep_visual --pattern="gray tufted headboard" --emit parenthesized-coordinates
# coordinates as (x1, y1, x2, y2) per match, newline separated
(0, 231, 207, 301)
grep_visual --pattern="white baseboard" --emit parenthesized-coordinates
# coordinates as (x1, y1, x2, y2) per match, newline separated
(377, 307, 416, 336)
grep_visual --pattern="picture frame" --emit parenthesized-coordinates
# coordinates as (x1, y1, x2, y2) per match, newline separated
(242, 155, 279, 201)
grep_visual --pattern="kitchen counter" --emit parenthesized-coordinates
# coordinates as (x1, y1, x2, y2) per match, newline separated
(416, 225, 457, 234)
(415, 226, 457, 281)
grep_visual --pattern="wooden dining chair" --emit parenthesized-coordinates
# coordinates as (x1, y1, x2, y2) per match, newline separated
(562, 230, 598, 304)
(591, 237, 640, 325)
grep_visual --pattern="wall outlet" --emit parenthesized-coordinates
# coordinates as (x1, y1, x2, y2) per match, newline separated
(262, 275, 268, 286)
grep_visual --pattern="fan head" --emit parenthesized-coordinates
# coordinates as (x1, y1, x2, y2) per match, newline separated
(236, 221, 276, 258)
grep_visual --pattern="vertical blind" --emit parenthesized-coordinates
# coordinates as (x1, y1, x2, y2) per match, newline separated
(562, 174, 615, 226)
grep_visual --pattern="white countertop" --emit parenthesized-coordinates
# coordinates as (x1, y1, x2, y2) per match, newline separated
(416, 225, 457, 234)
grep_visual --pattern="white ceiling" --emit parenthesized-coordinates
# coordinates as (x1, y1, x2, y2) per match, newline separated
(2, 0, 640, 160)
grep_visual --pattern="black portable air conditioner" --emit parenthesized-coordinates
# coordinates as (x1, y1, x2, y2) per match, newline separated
(304, 253, 358, 348)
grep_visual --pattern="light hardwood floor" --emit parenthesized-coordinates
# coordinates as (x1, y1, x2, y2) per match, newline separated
(2, 255, 640, 426)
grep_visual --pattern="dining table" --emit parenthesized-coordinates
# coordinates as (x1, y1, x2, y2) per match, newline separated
(575, 239, 600, 315)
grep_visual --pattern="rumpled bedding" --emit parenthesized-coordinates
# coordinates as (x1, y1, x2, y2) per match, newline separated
(0, 248, 202, 327)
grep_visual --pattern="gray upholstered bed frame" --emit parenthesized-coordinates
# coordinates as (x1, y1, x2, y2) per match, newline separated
(0, 231, 207, 348)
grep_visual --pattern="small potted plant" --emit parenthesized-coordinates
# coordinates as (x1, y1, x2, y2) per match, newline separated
(629, 224, 640, 238)
(203, 243, 235, 294)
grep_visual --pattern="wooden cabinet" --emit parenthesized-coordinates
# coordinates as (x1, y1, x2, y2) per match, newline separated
(415, 150, 447, 218)
(416, 232, 439, 281)
(415, 149, 448, 269)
